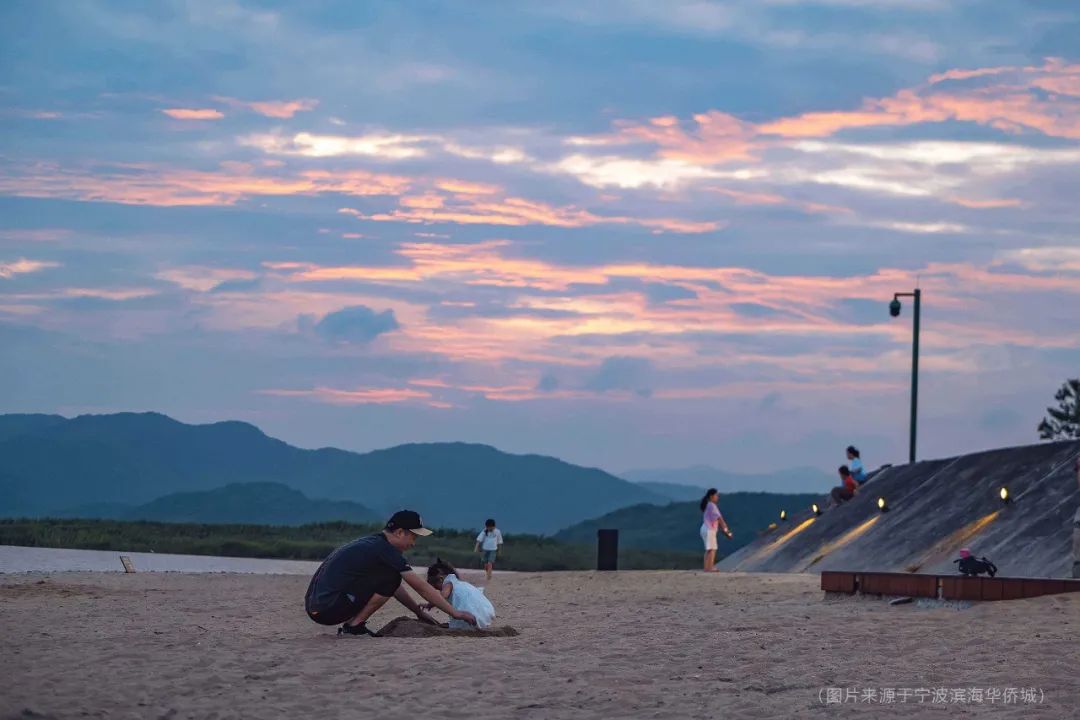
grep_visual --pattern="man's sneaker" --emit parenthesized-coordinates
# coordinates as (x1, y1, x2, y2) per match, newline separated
(338, 622, 379, 637)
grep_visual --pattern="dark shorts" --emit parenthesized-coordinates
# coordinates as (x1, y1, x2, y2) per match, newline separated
(305, 572, 402, 626)
(831, 486, 855, 503)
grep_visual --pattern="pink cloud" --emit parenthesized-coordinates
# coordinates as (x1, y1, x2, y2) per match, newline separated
(62, 287, 159, 301)
(248, 99, 319, 118)
(0, 161, 411, 207)
(434, 178, 502, 195)
(708, 187, 851, 215)
(216, 97, 319, 118)
(0, 258, 60, 278)
(574, 111, 756, 163)
(571, 58, 1080, 167)
(176, 238, 1080, 388)
(0, 228, 74, 242)
(154, 266, 258, 292)
(946, 196, 1027, 209)
(161, 108, 224, 120)
(344, 189, 721, 233)
(257, 386, 433, 405)
(758, 58, 1080, 139)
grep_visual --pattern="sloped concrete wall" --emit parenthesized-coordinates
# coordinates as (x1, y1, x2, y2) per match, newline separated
(718, 440, 1080, 578)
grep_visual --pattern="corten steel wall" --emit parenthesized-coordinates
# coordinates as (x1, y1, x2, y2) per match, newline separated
(821, 571, 1080, 601)
(720, 440, 1080, 578)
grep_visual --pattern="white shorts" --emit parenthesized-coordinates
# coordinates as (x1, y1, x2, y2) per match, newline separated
(700, 523, 718, 551)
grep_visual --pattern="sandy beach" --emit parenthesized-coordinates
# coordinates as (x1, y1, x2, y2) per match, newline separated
(2, 569, 1077, 719)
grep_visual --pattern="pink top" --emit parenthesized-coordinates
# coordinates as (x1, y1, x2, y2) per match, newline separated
(703, 501, 722, 530)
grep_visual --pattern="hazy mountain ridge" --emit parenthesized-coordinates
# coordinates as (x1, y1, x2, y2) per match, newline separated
(0, 412, 667, 534)
(621, 464, 835, 494)
(56, 482, 380, 526)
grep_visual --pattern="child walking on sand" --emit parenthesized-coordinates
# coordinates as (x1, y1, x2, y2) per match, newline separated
(426, 558, 496, 629)
(474, 518, 504, 581)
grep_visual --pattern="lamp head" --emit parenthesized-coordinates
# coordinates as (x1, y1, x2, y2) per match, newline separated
(889, 298, 902, 317)
(999, 486, 1010, 503)
(812, 503, 821, 516)
(779, 509, 787, 521)
(877, 496, 889, 512)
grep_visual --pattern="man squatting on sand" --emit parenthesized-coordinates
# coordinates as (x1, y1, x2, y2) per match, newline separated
(305, 510, 478, 636)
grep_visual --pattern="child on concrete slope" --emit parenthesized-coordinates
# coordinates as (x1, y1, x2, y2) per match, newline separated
(426, 558, 496, 629)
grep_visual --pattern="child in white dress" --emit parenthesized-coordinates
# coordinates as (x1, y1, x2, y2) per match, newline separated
(425, 558, 496, 629)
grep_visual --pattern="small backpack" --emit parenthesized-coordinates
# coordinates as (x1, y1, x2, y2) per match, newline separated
(954, 555, 997, 577)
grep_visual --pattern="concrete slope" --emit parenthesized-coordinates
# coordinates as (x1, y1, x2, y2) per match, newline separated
(718, 440, 1080, 578)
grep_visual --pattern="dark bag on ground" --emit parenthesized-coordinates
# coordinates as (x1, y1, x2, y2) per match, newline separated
(954, 555, 997, 577)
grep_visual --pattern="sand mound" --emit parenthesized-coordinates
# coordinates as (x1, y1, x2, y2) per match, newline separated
(376, 616, 519, 638)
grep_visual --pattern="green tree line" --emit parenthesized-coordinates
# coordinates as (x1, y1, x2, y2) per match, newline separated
(0, 518, 700, 571)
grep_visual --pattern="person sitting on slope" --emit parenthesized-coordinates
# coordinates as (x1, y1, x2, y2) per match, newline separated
(829, 465, 858, 506)
(846, 446, 868, 485)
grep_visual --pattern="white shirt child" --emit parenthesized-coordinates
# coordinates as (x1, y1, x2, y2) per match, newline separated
(476, 528, 503, 551)
(444, 574, 496, 629)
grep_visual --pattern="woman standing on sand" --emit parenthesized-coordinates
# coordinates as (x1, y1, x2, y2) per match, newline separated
(700, 488, 733, 573)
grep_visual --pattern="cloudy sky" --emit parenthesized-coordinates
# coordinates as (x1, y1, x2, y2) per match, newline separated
(1, 0, 1077, 474)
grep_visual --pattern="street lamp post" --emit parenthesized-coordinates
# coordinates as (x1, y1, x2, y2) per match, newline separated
(889, 289, 921, 463)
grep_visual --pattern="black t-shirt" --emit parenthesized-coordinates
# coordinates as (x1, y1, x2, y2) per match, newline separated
(307, 533, 411, 610)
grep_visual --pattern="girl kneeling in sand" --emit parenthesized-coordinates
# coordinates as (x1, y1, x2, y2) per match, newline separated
(426, 559, 496, 629)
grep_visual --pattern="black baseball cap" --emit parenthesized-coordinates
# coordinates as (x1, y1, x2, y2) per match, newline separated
(385, 510, 433, 536)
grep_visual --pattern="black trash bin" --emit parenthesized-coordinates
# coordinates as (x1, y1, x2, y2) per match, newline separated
(597, 528, 618, 571)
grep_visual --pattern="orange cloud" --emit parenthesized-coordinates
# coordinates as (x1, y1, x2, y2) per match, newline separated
(62, 287, 159, 301)
(154, 266, 258, 292)
(758, 58, 1080, 139)
(258, 386, 433, 405)
(345, 191, 721, 233)
(0, 228, 74, 243)
(708, 187, 851, 215)
(215, 97, 319, 118)
(161, 108, 224, 120)
(0, 162, 410, 206)
(0, 258, 60, 278)
(248, 98, 319, 118)
(946, 196, 1027, 209)
(570, 58, 1080, 170)
(434, 178, 502, 195)
(179, 236, 1080, 382)
(278, 240, 609, 291)
(575, 111, 757, 163)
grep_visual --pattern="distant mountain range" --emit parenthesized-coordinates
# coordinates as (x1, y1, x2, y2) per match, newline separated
(56, 482, 380, 526)
(621, 465, 836, 495)
(554, 492, 822, 554)
(0, 412, 667, 534)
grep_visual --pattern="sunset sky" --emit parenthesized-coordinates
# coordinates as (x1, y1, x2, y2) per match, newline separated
(1, 0, 1077, 474)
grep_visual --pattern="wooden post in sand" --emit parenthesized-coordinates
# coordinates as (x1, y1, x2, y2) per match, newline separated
(597, 529, 618, 571)
(119, 556, 136, 573)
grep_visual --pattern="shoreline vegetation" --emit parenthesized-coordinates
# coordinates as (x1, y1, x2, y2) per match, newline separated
(0, 518, 702, 571)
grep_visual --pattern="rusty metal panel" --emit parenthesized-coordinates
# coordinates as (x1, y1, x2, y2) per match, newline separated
(821, 571, 856, 593)
(1044, 580, 1067, 595)
(1023, 578, 1049, 600)
(859, 572, 896, 595)
(980, 579, 1004, 601)
(855, 572, 937, 597)
(911, 575, 939, 598)
(1000, 578, 1025, 600)
(941, 576, 982, 601)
